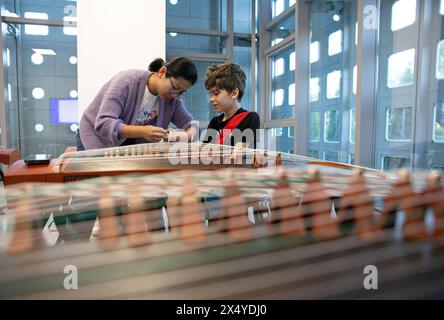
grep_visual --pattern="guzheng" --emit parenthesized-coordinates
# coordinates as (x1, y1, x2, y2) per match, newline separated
(0, 165, 443, 299)
(3, 142, 356, 185)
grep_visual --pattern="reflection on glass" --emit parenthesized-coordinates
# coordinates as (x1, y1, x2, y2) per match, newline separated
(180, 61, 218, 121)
(167, 0, 227, 32)
(167, 34, 224, 55)
(273, 58, 285, 77)
(310, 77, 320, 102)
(271, 13, 295, 46)
(353, 65, 357, 95)
(350, 108, 356, 144)
(391, 0, 416, 32)
(309, 112, 320, 142)
(387, 49, 415, 88)
(386, 106, 412, 141)
(273, 89, 284, 107)
(433, 104, 444, 143)
(328, 30, 342, 56)
(355, 22, 358, 46)
(4, 20, 78, 157)
(308, 149, 320, 159)
(349, 153, 355, 165)
(288, 83, 295, 106)
(271, 127, 294, 153)
(24, 12, 49, 35)
(310, 41, 319, 63)
(324, 151, 339, 162)
(324, 111, 340, 143)
(234, 0, 252, 33)
(63, 16, 77, 36)
(309, 1, 356, 166)
(382, 156, 410, 170)
(289, 51, 295, 71)
(271, 46, 295, 119)
(233, 45, 253, 112)
(327, 70, 341, 99)
(272, 0, 285, 18)
(436, 40, 444, 79)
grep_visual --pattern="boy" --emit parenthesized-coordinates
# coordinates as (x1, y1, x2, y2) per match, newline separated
(203, 63, 260, 149)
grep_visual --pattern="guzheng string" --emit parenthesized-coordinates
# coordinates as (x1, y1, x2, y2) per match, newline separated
(1, 165, 443, 299)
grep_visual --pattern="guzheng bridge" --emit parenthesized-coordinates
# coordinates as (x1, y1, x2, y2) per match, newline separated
(0, 143, 443, 299)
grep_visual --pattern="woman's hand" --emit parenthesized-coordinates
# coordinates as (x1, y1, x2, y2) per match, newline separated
(140, 125, 167, 142)
(164, 128, 189, 142)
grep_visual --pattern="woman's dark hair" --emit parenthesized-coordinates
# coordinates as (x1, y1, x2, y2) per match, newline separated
(148, 57, 198, 85)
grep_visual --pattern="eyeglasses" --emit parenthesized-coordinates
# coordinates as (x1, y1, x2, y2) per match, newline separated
(169, 77, 186, 96)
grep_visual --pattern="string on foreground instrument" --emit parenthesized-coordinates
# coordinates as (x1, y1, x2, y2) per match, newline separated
(0, 160, 443, 299)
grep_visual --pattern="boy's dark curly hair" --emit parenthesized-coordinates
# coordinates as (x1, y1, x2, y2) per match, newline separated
(204, 63, 246, 102)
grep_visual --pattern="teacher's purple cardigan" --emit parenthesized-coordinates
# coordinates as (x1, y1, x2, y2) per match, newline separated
(79, 69, 194, 150)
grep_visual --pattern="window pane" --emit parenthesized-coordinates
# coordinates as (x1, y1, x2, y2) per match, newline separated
(270, 127, 294, 153)
(328, 30, 342, 56)
(272, 0, 285, 18)
(434, 104, 444, 143)
(233, 45, 253, 111)
(288, 83, 295, 106)
(308, 150, 320, 159)
(271, 0, 294, 19)
(386, 106, 412, 141)
(271, 13, 295, 46)
(441, 0, 444, 15)
(309, 77, 320, 102)
(309, 1, 357, 166)
(289, 51, 295, 71)
(179, 61, 219, 121)
(270, 46, 295, 119)
(310, 41, 319, 63)
(350, 108, 356, 144)
(4, 25, 78, 157)
(324, 151, 339, 162)
(382, 156, 410, 170)
(355, 22, 358, 46)
(376, 4, 417, 170)
(273, 58, 285, 77)
(234, 0, 252, 33)
(327, 70, 341, 99)
(349, 153, 355, 165)
(167, 0, 227, 32)
(436, 40, 444, 80)
(391, 0, 416, 32)
(167, 33, 225, 55)
(309, 112, 320, 142)
(387, 49, 415, 88)
(273, 89, 284, 107)
(352, 65, 357, 95)
(324, 111, 340, 143)
(24, 12, 49, 36)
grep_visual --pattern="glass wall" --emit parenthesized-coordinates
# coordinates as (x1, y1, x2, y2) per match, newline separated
(1, 0, 78, 157)
(423, 0, 444, 169)
(308, 1, 357, 164)
(261, 0, 442, 171)
(374, 0, 417, 170)
(166, 0, 256, 129)
(262, 0, 296, 154)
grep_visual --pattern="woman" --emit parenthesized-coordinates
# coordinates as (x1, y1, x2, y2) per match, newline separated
(78, 57, 198, 150)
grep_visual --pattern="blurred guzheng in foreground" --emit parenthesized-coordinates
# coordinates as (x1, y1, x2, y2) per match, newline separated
(0, 142, 443, 299)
